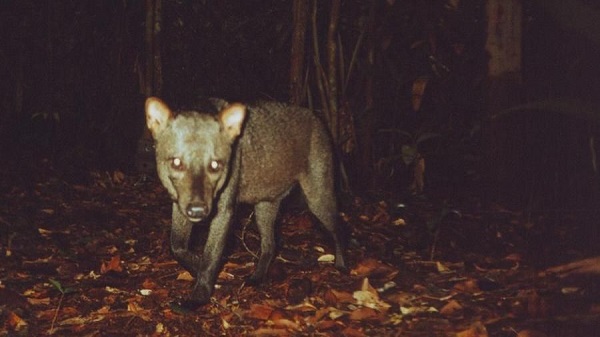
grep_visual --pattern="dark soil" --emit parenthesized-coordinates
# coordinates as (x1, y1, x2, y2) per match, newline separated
(1, 159, 599, 337)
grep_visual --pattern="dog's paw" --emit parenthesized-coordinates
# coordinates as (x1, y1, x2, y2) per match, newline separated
(246, 273, 266, 287)
(170, 298, 205, 313)
(335, 261, 348, 273)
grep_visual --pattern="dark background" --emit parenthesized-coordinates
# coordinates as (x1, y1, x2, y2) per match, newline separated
(1, 0, 599, 210)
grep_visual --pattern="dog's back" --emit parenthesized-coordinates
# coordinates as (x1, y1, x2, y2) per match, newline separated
(237, 102, 332, 205)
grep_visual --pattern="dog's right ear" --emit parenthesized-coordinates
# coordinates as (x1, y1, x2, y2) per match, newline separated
(219, 103, 246, 140)
(145, 97, 173, 139)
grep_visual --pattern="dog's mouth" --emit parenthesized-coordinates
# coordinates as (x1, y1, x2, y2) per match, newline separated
(180, 202, 210, 223)
(186, 216, 204, 223)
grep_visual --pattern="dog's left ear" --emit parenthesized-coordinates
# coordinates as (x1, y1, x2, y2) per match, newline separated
(219, 103, 246, 140)
(145, 97, 173, 139)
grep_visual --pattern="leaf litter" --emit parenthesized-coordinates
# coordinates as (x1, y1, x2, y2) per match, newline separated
(0, 165, 599, 336)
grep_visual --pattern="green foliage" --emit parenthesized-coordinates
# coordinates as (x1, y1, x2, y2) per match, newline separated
(49, 278, 75, 295)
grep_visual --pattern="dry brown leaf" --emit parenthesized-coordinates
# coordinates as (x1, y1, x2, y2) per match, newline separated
(315, 319, 340, 331)
(285, 301, 317, 313)
(272, 318, 301, 330)
(57, 316, 86, 327)
(218, 270, 235, 281)
(456, 321, 489, 337)
(353, 278, 391, 311)
(318, 253, 336, 263)
(246, 303, 274, 321)
(504, 253, 522, 262)
(100, 255, 123, 274)
(436, 261, 450, 273)
(112, 170, 125, 184)
(6, 311, 27, 331)
(268, 309, 287, 321)
(350, 258, 399, 279)
(59, 306, 79, 317)
(341, 326, 367, 337)
(141, 278, 157, 289)
(411, 77, 428, 111)
(516, 329, 548, 337)
(27, 297, 50, 305)
(94, 306, 111, 315)
(176, 271, 194, 281)
(324, 288, 354, 304)
(127, 301, 152, 321)
(453, 278, 480, 293)
(440, 299, 463, 317)
(349, 307, 379, 321)
(35, 308, 57, 320)
(251, 328, 290, 336)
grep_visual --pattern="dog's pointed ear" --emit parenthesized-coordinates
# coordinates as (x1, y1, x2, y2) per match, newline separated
(145, 97, 173, 139)
(219, 103, 246, 140)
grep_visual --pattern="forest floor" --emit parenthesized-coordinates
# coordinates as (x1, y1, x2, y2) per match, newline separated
(1, 158, 599, 337)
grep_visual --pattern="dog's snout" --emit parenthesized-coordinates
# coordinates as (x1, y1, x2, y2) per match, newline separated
(186, 203, 208, 220)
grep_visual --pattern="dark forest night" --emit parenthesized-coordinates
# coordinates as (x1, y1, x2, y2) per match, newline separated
(1, 1, 600, 336)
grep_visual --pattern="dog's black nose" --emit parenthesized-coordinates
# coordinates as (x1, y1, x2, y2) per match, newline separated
(186, 203, 207, 220)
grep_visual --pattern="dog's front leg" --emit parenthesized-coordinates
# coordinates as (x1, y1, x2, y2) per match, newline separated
(170, 203, 201, 275)
(187, 205, 234, 307)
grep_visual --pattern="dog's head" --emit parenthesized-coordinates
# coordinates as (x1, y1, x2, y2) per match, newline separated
(145, 97, 246, 222)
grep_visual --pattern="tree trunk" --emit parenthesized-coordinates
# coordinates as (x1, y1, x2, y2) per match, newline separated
(311, 0, 329, 120)
(144, 0, 162, 97)
(326, 0, 341, 142)
(289, 0, 308, 105)
(484, 0, 523, 204)
(144, 0, 154, 97)
(153, 0, 163, 96)
(137, 0, 163, 175)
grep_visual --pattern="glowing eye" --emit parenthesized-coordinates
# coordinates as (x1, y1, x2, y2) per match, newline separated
(209, 160, 221, 172)
(171, 158, 183, 169)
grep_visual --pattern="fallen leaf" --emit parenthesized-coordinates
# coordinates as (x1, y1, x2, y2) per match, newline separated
(516, 329, 547, 337)
(315, 319, 340, 331)
(141, 278, 157, 289)
(6, 311, 27, 331)
(127, 301, 152, 321)
(392, 218, 406, 226)
(436, 261, 450, 273)
(318, 253, 335, 263)
(352, 278, 391, 311)
(324, 289, 354, 304)
(328, 307, 346, 320)
(400, 305, 438, 315)
(155, 322, 166, 334)
(440, 299, 463, 317)
(246, 303, 274, 321)
(272, 318, 301, 330)
(58, 316, 86, 326)
(139, 289, 152, 296)
(27, 297, 51, 305)
(341, 326, 367, 337)
(176, 271, 194, 281)
(456, 321, 488, 337)
(350, 258, 399, 280)
(251, 328, 289, 336)
(504, 253, 522, 262)
(112, 170, 125, 184)
(349, 307, 379, 321)
(411, 77, 428, 111)
(453, 278, 480, 293)
(285, 301, 317, 312)
(100, 255, 123, 274)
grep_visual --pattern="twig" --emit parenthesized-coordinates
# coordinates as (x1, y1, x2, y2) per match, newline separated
(48, 292, 64, 335)
(240, 212, 259, 259)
